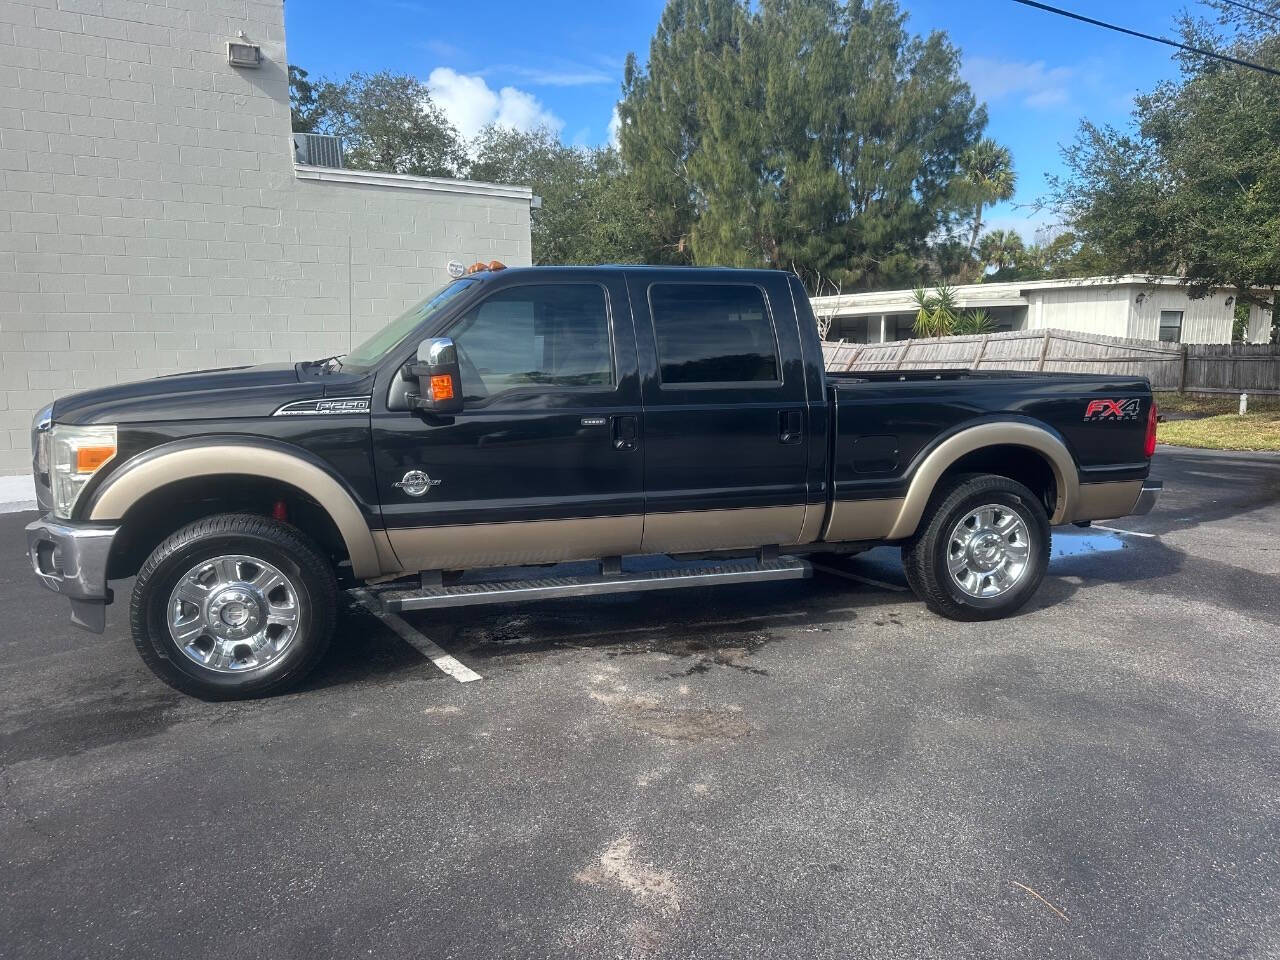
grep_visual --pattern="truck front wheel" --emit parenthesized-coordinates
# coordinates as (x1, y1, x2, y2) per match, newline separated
(130, 513, 337, 699)
(902, 473, 1051, 622)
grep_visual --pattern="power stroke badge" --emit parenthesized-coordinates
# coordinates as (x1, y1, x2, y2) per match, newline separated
(394, 470, 443, 497)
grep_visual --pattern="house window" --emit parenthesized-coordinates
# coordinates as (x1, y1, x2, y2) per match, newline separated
(1159, 310, 1183, 342)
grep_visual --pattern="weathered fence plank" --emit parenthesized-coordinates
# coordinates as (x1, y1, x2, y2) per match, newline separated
(822, 329, 1280, 394)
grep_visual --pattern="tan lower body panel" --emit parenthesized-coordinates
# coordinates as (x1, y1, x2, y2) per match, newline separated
(385, 515, 643, 572)
(1071, 480, 1142, 524)
(640, 505, 806, 554)
(371, 529, 403, 575)
(797, 502, 826, 546)
(822, 497, 906, 542)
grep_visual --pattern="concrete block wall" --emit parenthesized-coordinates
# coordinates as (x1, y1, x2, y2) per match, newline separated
(0, 0, 533, 474)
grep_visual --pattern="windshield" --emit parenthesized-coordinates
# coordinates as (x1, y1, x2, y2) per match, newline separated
(343, 278, 479, 370)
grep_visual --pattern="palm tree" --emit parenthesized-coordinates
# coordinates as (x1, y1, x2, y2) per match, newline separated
(911, 285, 960, 338)
(933, 284, 959, 334)
(954, 309, 996, 335)
(961, 139, 1017, 258)
(977, 229, 1025, 276)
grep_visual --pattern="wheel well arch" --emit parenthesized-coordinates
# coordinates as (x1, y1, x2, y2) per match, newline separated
(885, 421, 1078, 540)
(89, 442, 384, 579)
(106, 475, 351, 581)
(936, 444, 1058, 515)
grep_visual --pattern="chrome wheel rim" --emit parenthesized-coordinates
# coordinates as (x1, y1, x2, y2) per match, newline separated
(167, 555, 301, 673)
(946, 503, 1032, 599)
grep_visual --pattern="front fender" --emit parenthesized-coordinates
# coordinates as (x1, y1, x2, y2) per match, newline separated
(85, 437, 384, 579)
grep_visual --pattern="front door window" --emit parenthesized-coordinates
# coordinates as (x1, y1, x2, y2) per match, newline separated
(449, 283, 614, 401)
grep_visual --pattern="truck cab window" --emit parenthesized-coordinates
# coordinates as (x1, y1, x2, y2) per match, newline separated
(449, 283, 614, 399)
(649, 283, 780, 385)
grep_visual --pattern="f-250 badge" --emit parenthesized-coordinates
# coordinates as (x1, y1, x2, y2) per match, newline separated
(1083, 398, 1141, 421)
(394, 470, 442, 497)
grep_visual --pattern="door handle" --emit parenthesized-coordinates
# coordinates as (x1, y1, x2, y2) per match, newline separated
(611, 414, 638, 452)
(779, 409, 803, 444)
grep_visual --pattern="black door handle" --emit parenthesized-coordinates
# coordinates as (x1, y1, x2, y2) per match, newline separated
(779, 409, 803, 444)
(612, 415, 638, 451)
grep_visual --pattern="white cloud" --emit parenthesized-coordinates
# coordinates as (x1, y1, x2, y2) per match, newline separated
(962, 56, 1077, 110)
(499, 65, 614, 87)
(427, 67, 563, 139)
(607, 106, 621, 147)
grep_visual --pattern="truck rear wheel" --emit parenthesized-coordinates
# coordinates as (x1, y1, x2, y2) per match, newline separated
(902, 473, 1050, 622)
(130, 513, 337, 699)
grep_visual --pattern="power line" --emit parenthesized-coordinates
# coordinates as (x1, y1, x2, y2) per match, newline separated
(1008, 0, 1280, 77)
(1216, 0, 1280, 25)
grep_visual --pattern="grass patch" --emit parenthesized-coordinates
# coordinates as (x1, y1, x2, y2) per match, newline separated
(1156, 392, 1280, 415)
(1158, 412, 1280, 451)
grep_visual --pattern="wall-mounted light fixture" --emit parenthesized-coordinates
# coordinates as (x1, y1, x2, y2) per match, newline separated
(1135, 292, 1146, 305)
(1225, 296, 1235, 308)
(227, 37, 262, 68)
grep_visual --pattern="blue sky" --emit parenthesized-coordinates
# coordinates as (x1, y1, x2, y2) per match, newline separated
(284, 0, 1195, 241)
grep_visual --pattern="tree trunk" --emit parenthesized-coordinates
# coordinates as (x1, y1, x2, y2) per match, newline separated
(967, 202, 984, 257)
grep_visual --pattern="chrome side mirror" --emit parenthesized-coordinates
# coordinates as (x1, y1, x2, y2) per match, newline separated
(410, 337, 464, 414)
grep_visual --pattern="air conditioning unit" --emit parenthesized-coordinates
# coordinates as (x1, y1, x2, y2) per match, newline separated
(293, 133, 343, 169)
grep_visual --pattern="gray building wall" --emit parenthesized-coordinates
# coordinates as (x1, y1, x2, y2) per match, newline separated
(0, 0, 533, 474)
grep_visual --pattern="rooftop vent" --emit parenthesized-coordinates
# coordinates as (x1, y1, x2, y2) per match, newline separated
(293, 133, 343, 169)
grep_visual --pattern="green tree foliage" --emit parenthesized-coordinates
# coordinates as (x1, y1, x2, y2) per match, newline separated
(960, 139, 1016, 257)
(976, 228, 1024, 276)
(953, 309, 996, 335)
(288, 65, 323, 133)
(1048, 0, 1279, 311)
(911, 284, 959, 337)
(313, 72, 468, 178)
(469, 125, 656, 265)
(972, 228, 1115, 283)
(618, 0, 988, 293)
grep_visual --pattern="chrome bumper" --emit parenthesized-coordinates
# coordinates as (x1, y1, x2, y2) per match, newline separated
(1132, 479, 1162, 516)
(25, 515, 119, 633)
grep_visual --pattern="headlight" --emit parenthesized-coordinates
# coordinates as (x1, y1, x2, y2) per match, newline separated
(49, 423, 117, 519)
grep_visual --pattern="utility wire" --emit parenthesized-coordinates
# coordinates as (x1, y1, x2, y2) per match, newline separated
(1008, 0, 1280, 77)
(1215, 0, 1280, 24)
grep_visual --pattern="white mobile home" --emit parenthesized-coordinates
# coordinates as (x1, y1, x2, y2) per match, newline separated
(812, 276, 1274, 346)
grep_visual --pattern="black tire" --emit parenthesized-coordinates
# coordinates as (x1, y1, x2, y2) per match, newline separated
(901, 473, 1051, 622)
(130, 513, 337, 700)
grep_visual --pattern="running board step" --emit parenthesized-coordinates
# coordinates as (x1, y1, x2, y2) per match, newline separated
(373, 557, 812, 612)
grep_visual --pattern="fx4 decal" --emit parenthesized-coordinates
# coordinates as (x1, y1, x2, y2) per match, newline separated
(1083, 398, 1142, 421)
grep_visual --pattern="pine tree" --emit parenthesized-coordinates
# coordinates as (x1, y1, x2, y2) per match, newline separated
(617, 0, 989, 292)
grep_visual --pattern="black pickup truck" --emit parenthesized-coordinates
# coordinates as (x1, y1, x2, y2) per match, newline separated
(26, 265, 1160, 698)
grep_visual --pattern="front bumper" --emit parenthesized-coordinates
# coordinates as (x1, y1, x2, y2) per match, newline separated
(25, 515, 119, 633)
(1132, 479, 1162, 516)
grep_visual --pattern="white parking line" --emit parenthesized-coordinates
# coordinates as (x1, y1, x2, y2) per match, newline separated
(809, 562, 908, 592)
(351, 589, 482, 683)
(1090, 524, 1157, 539)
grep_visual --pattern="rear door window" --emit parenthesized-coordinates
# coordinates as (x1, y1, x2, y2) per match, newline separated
(648, 283, 780, 385)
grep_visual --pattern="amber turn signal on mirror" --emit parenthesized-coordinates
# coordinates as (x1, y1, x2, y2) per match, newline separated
(429, 374, 455, 401)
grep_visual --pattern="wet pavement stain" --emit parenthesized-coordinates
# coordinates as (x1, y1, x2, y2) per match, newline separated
(0, 691, 181, 764)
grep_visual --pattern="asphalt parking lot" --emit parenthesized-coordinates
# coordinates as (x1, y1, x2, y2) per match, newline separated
(2, 447, 1278, 960)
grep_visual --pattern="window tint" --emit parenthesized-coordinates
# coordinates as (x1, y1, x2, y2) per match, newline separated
(1159, 309, 1183, 343)
(450, 283, 613, 400)
(649, 283, 779, 384)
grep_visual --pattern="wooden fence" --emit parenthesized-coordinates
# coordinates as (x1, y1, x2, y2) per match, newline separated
(822, 328, 1280, 395)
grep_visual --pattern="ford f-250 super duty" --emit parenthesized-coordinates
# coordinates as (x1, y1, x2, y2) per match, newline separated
(26, 264, 1161, 699)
